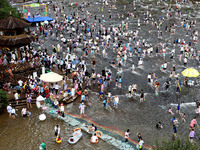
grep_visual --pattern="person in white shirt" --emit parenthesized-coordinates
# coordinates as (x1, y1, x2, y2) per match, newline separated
(18, 80, 23, 87)
(163, 62, 167, 70)
(71, 88, 75, 99)
(55, 125, 60, 136)
(184, 57, 187, 66)
(128, 85, 132, 96)
(138, 58, 143, 66)
(132, 63, 135, 71)
(60, 59, 64, 71)
(14, 92, 19, 105)
(67, 63, 71, 75)
(114, 95, 119, 108)
(11, 107, 16, 119)
(125, 129, 130, 142)
(54, 83, 60, 95)
(79, 102, 86, 116)
(60, 103, 65, 117)
(91, 133, 98, 143)
(7, 104, 12, 117)
(138, 138, 144, 150)
(54, 99, 59, 109)
(21, 107, 27, 117)
(12, 53, 16, 61)
(107, 91, 112, 101)
(147, 73, 151, 83)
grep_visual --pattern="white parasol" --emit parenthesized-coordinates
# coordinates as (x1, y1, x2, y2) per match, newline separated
(40, 72, 63, 83)
(36, 95, 45, 101)
(39, 114, 46, 121)
(44, 20, 48, 24)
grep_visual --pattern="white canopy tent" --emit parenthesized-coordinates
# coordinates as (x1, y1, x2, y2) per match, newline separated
(40, 72, 63, 83)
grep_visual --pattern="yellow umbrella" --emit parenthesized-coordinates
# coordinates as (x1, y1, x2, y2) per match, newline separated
(181, 68, 199, 77)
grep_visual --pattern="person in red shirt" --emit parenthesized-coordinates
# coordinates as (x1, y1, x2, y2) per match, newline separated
(39, 26, 43, 34)
(190, 117, 197, 130)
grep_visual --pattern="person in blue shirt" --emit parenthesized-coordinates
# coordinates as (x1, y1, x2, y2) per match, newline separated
(118, 76, 122, 88)
(99, 91, 103, 99)
(103, 99, 107, 108)
(173, 124, 177, 137)
(16, 85, 21, 94)
(98, 77, 102, 88)
(172, 117, 175, 123)
(176, 78, 181, 93)
(138, 47, 141, 53)
(177, 104, 180, 114)
(81, 94, 85, 102)
(129, 46, 132, 52)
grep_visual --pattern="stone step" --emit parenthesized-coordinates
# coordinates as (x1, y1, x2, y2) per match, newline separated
(15, 104, 36, 109)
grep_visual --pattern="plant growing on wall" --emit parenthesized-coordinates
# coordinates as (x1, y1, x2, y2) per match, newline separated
(0, 90, 9, 112)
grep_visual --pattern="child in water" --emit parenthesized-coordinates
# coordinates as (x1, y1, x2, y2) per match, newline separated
(168, 107, 174, 115)
(56, 134, 61, 143)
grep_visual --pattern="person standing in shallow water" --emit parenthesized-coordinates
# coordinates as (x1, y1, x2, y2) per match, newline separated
(7, 104, 12, 117)
(124, 129, 130, 142)
(189, 129, 195, 143)
(55, 125, 60, 136)
(173, 124, 177, 138)
(60, 103, 65, 117)
(140, 90, 144, 103)
(79, 102, 86, 116)
(113, 95, 119, 108)
(11, 106, 16, 119)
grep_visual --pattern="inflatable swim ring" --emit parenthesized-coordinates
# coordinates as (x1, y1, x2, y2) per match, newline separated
(55, 139, 62, 144)
(90, 138, 98, 144)
(74, 128, 81, 132)
(95, 131, 103, 138)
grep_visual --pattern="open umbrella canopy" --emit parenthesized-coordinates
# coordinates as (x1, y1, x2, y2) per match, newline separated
(39, 114, 46, 121)
(182, 68, 199, 77)
(36, 95, 45, 101)
(40, 72, 63, 82)
(72, 60, 79, 65)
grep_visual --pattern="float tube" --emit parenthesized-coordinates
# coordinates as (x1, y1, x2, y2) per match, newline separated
(68, 128, 82, 144)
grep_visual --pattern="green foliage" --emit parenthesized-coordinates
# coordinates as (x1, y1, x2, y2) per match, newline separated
(153, 137, 200, 150)
(0, 89, 9, 110)
(0, 0, 21, 20)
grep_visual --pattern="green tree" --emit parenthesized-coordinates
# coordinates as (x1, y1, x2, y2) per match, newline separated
(0, 90, 9, 112)
(0, 0, 21, 20)
(153, 138, 200, 150)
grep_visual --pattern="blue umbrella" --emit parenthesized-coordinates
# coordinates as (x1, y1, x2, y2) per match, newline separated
(72, 60, 79, 65)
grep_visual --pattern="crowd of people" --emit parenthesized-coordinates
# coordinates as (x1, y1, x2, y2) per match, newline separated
(1, 0, 200, 149)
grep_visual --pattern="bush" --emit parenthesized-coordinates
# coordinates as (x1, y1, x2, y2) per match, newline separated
(0, 0, 21, 20)
(153, 137, 200, 150)
(0, 90, 9, 111)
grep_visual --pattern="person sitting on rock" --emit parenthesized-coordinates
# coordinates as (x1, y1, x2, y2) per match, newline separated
(88, 124, 97, 132)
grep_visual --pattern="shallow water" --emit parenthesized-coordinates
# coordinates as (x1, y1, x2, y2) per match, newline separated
(0, 108, 116, 150)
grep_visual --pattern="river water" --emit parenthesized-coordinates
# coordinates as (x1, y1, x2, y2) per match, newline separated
(0, 108, 116, 150)
(1, 0, 200, 149)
